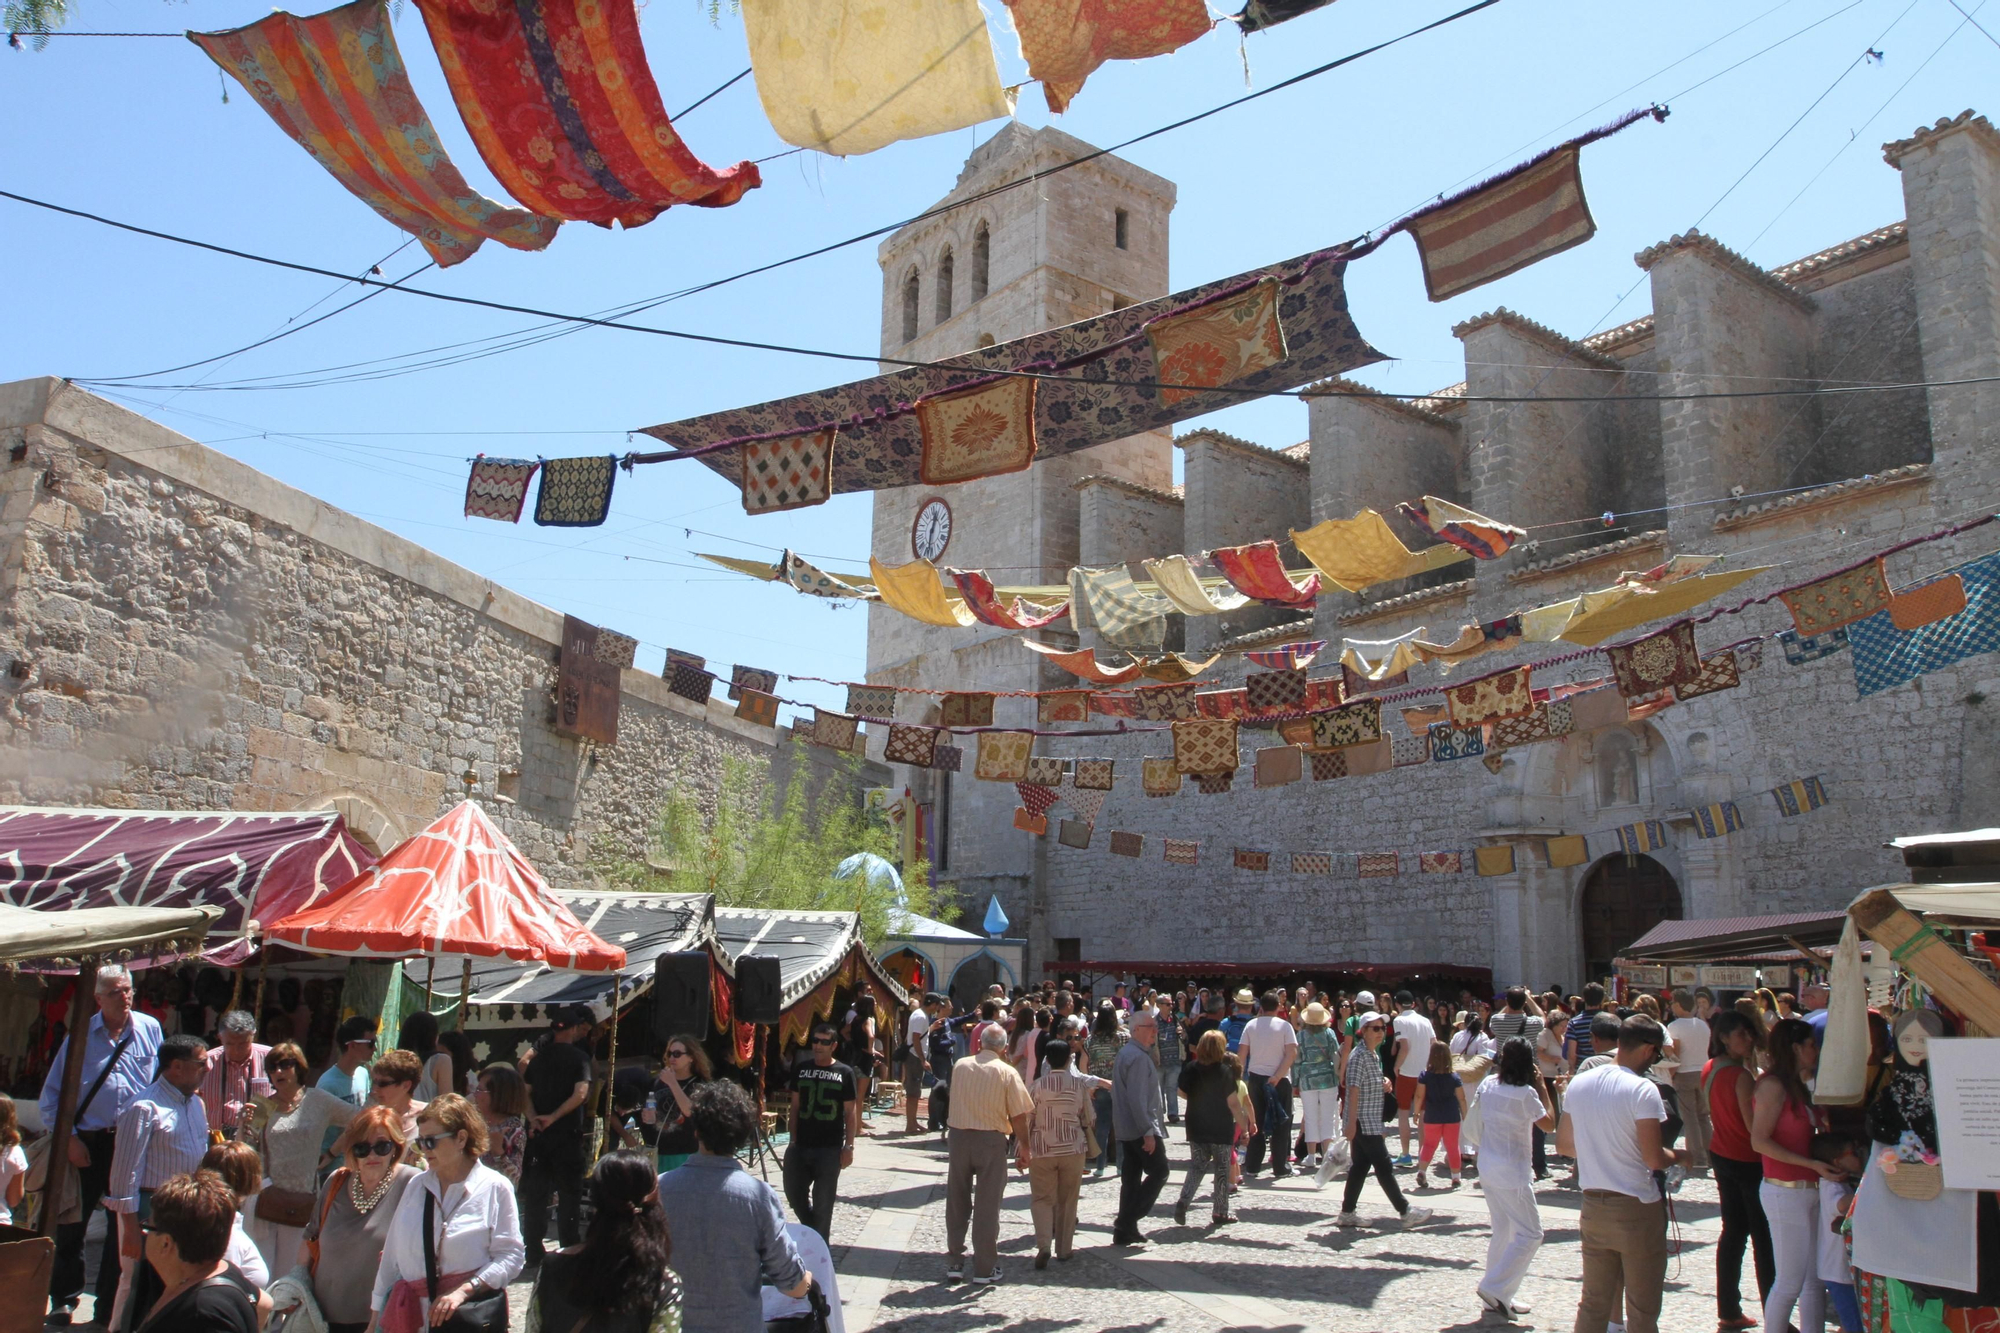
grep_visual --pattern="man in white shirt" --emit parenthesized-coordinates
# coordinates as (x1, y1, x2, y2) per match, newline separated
(1236, 991, 1299, 1180)
(1664, 989, 1712, 1170)
(1389, 991, 1434, 1167)
(904, 994, 939, 1135)
(1557, 1014, 1680, 1333)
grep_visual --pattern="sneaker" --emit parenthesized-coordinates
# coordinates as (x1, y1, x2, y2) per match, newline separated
(1450, 1177, 1462, 1189)
(945, 1264, 964, 1282)
(1401, 1206, 1434, 1230)
(1336, 1211, 1362, 1228)
(1211, 1213, 1235, 1225)
(1175, 1198, 1189, 1226)
(972, 1271, 1002, 1286)
(1394, 1154, 1417, 1168)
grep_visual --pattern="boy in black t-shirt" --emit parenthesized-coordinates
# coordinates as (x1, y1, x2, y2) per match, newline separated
(784, 1022, 858, 1240)
(520, 1004, 596, 1264)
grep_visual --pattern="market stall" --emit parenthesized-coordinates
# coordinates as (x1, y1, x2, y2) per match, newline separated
(1616, 910, 1857, 1002)
(713, 907, 910, 1055)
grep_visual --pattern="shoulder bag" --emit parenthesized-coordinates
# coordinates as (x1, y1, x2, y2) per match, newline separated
(25, 1027, 137, 1228)
(422, 1186, 508, 1333)
(304, 1168, 349, 1278)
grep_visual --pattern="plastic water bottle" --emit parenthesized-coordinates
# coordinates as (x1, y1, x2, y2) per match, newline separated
(643, 1091, 658, 1125)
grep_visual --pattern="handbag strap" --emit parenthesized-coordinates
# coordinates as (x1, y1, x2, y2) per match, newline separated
(422, 1187, 440, 1303)
(75, 1028, 137, 1125)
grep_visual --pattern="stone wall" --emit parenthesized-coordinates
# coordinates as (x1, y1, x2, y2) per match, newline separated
(0, 377, 782, 885)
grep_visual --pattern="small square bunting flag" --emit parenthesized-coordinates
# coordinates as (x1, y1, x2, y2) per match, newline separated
(1142, 757, 1181, 796)
(1025, 755, 1068, 787)
(1243, 668, 1307, 716)
(845, 684, 897, 720)
(1110, 830, 1145, 858)
(1014, 807, 1048, 836)
(1692, 801, 1743, 838)
(1419, 851, 1465, 874)
(729, 664, 778, 702)
(1483, 752, 1506, 774)
(1391, 733, 1430, 768)
(931, 744, 963, 772)
(1545, 834, 1589, 868)
(1277, 717, 1317, 748)
(1292, 851, 1333, 875)
(668, 662, 716, 705)
(1616, 820, 1669, 855)
(592, 630, 638, 670)
(1057, 818, 1092, 849)
(1312, 699, 1383, 750)
(1445, 665, 1534, 726)
(1779, 626, 1850, 664)
(1781, 558, 1891, 637)
(1233, 847, 1271, 872)
(1173, 719, 1239, 775)
(665, 648, 706, 674)
(1015, 782, 1060, 818)
(464, 456, 540, 523)
(1164, 838, 1199, 865)
(739, 429, 834, 514)
(1428, 722, 1486, 762)
(534, 455, 617, 528)
(1135, 683, 1199, 721)
(1357, 853, 1400, 878)
(734, 689, 778, 728)
(1074, 759, 1116, 791)
(1089, 692, 1139, 719)
(884, 724, 941, 767)
(1608, 622, 1703, 697)
(1254, 746, 1303, 788)
(917, 376, 1038, 486)
(974, 730, 1034, 781)
(1308, 750, 1348, 782)
(1772, 776, 1829, 817)
(1194, 771, 1234, 794)
(1196, 688, 1250, 720)
(1673, 651, 1740, 702)
(811, 709, 860, 752)
(939, 693, 997, 728)
(1038, 691, 1091, 725)
(1474, 845, 1516, 876)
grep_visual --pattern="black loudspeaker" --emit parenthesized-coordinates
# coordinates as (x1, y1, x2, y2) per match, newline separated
(736, 955, 784, 1025)
(654, 951, 711, 1035)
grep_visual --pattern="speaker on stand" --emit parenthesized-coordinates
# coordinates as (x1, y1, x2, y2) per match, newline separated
(734, 954, 785, 1178)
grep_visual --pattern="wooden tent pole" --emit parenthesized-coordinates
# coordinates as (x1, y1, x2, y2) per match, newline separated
(600, 990, 619, 1163)
(1849, 888, 2000, 1033)
(39, 962, 96, 1238)
(424, 957, 435, 1008)
(458, 957, 471, 1032)
(252, 948, 269, 1038)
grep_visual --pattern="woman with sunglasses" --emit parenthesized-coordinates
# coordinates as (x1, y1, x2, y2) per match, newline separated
(639, 1036, 711, 1175)
(297, 1105, 419, 1333)
(369, 1093, 524, 1333)
(244, 1041, 361, 1277)
(369, 1049, 429, 1163)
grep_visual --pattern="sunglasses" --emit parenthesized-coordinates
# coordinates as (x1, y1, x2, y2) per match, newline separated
(811, 1037, 836, 1046)
(667, 1049, 691, 1059)
(416, 1133, 455, 1151)
(371, 1078, 409, 1089)
(352, 1140, 399, 1159)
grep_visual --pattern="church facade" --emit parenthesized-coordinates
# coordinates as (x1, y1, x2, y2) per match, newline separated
(866, 112, 2000, 993)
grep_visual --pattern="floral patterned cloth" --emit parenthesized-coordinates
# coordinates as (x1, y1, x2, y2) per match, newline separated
(729, 665, 778, 701)
(1025, 756, 1068, 787)
(1781, 558, 1891, 637)
(1607, 621, 1703, 697)
(1135, 683, 1199, 721)
(534, 455, 618, 527)
(916, 376, 1039, 486)
(650, 245, 1377, 498)
(974, 731, 1034, 782)
(1004, 0, 1213, 112)
(1148, 278, 1289, 407)
(939, 693, 996, 728)
(1037, 692, 1090, 724)
(1141, 757, 1181, 796)
(1445, 664, 1535, 726)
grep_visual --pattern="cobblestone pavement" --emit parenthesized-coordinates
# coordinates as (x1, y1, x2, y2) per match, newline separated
(808, 1122, 1728, 1333)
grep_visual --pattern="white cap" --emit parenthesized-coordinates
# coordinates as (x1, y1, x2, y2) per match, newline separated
(1356, 989, 1377, 1008)
(1356, 1010, 1386, 1028)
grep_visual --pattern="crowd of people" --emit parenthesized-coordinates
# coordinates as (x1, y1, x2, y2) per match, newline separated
(22, 959, 1895, 1333)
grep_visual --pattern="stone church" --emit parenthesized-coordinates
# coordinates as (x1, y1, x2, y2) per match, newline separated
(864, 111, 2000, 993)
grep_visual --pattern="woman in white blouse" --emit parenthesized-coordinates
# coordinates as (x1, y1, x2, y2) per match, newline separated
(245, 1042, 359, 1275)
(366, 1093, 524, 1333)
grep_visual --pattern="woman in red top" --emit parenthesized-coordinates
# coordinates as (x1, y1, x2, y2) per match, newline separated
(1751, 1017, 1843, 1333)
(1704, 1010, 1775, 1330)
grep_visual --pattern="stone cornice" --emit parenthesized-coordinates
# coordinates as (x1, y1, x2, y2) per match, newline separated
(1071, 472, 1184, 506)
(1216, 617, 1317, 651)
(1711, 463, 1931, 533)
(1337, 578, 1475, 627)
(1883, 110, 2000, 168)
(1505, 530, 1669, 585)
(1451, 307, 1625, 370)
(1634, 230, 1815, 312)
(1580, 316, 1656, 356)
(1174, 427, 1309, 469)
(1302, 375, 1461, 429)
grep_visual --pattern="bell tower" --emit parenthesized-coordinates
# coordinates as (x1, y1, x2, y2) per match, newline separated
(864, 123, 1176, 931)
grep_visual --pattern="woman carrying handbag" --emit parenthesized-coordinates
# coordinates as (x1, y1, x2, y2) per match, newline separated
(366, 1094, 523, 1333)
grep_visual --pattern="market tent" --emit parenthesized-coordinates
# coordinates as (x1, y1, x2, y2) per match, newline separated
(0, 902, 220, 966)
(0, 806, 374, 962)
(714, 907, 910, 1049)
(264, 801, 624, 970)
(1622, 911, 1852, 963)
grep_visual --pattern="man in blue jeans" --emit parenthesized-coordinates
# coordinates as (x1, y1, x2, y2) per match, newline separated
(1111, 1011, 1170, 1245)
(1237, 990, 1298, 1179)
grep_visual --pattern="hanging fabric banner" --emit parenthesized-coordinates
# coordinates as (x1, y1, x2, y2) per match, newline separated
(1692, 802, 1744, 838)
(1134, 683, 1200, 721)
(1164, 838, 1199, 865)
(1545, 835, 1589, 868)
(1109, 830, 1146, 857)
(1607, 621, 1704, 698)
(740, 431, 835, 514)
(1673, 650, 1741, 701)
(643, 244, 1381, 496)
(1396, 496, 1526, 560)
(464, 456, 541, 522)
(950, 570, 1069, 630)
(1233, 848, 1271, 872)
(1772, 776, 1830, 817)
(1172, 718, 1239, 775)
(741, 0, 1014, 157)
(190, 0, 560, 268)
(781, 550, 870, 600)
(1290, 510, 1470, 592)
(845, 684, 897, 719)
(1849, 553, 2000, 697)
(1243, 640, 1327, 671)
(1780, 625, 1851, 664)
(1474, 845, 1516, 877)
(1146, 277, 1289, 406)
(534, 455, 618, 527)
(1142, 757, 1182, 795)
(1037, 691, 1091, 725)
(871, 557, 977, 628)
(1070, 565, 1173, 650)
(1004, 0, 1213, 112)
(1210, 541, 1319, 606)
(1140, 653, 1221, 683)
(974, 731, 1034, 782)
(1022, 638, 1147, 685)
(1341, 627, 1428, 681)
(1780, 558, 1892, 638)
(917, 376, 1039, 486)
(1143, 554, 1250, 615)
(1444, 665, 1534, 727)
(1888, 573, 1968, 631)
(1616, 820, 1669, 855)
(1357, 853, 1399, 879)
(730, 665, 779, 702)
(1025, 755, 1068, 787)
(1553, 566, 1769, 646)
(885, 725, 941, 767)
(939, 693, 997, 728)
(414, 0, 760, 224)
(1419, 852, 1465, 875)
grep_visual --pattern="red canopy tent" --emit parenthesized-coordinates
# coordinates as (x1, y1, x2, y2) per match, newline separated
(264, 801, 625, 972)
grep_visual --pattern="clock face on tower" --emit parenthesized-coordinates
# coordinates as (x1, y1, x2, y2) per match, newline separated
(912, 498, 952, 562)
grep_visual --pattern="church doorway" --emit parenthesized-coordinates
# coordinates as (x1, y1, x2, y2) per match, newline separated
(948, 952, 1004, 1012)
(1578, 854, 1682, 982)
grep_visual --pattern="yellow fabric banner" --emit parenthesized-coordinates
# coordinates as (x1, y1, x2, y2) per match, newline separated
(1143, 554, 1249, 615)
(1291, 511, 1470, 592)
(742, 0, 1013, 157)
(870, 557, 976, 627)
(1555, 567, 1769, 647)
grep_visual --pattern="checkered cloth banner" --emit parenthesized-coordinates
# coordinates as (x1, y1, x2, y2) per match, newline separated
(1850, 552, 2000, 697)
(1780, 626, 1851, 664)
(1233, 848, 1270, 872)
(1292, 851, 1333, 875)
(734, 690, 778, 727)
(884, 724, 941, 767)
(846, 684, 897, 720)
(1194, 771, 1234, 794)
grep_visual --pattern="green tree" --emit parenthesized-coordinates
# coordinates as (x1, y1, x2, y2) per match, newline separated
(599, 752, 949, 949)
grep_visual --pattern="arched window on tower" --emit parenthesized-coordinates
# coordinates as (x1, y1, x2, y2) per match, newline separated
(901, 269, 920, 343)
(971, 224, 990, 301)
(936, 249, 954, 324)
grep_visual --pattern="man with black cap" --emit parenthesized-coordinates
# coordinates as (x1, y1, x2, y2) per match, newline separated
(520, 1004, 596, 1265)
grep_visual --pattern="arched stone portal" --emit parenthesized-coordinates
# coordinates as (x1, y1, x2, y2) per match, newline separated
(1578, 854, 1682, 982)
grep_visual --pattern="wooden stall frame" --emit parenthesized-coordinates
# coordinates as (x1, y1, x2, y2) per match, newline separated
(1848, 887, 2000, 1034)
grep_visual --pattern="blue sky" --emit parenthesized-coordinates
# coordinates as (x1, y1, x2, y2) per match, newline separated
(4, 0, 1995, 722)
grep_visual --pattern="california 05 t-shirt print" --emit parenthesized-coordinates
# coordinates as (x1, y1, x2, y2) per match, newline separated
(791, 1060, 857, 1149)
